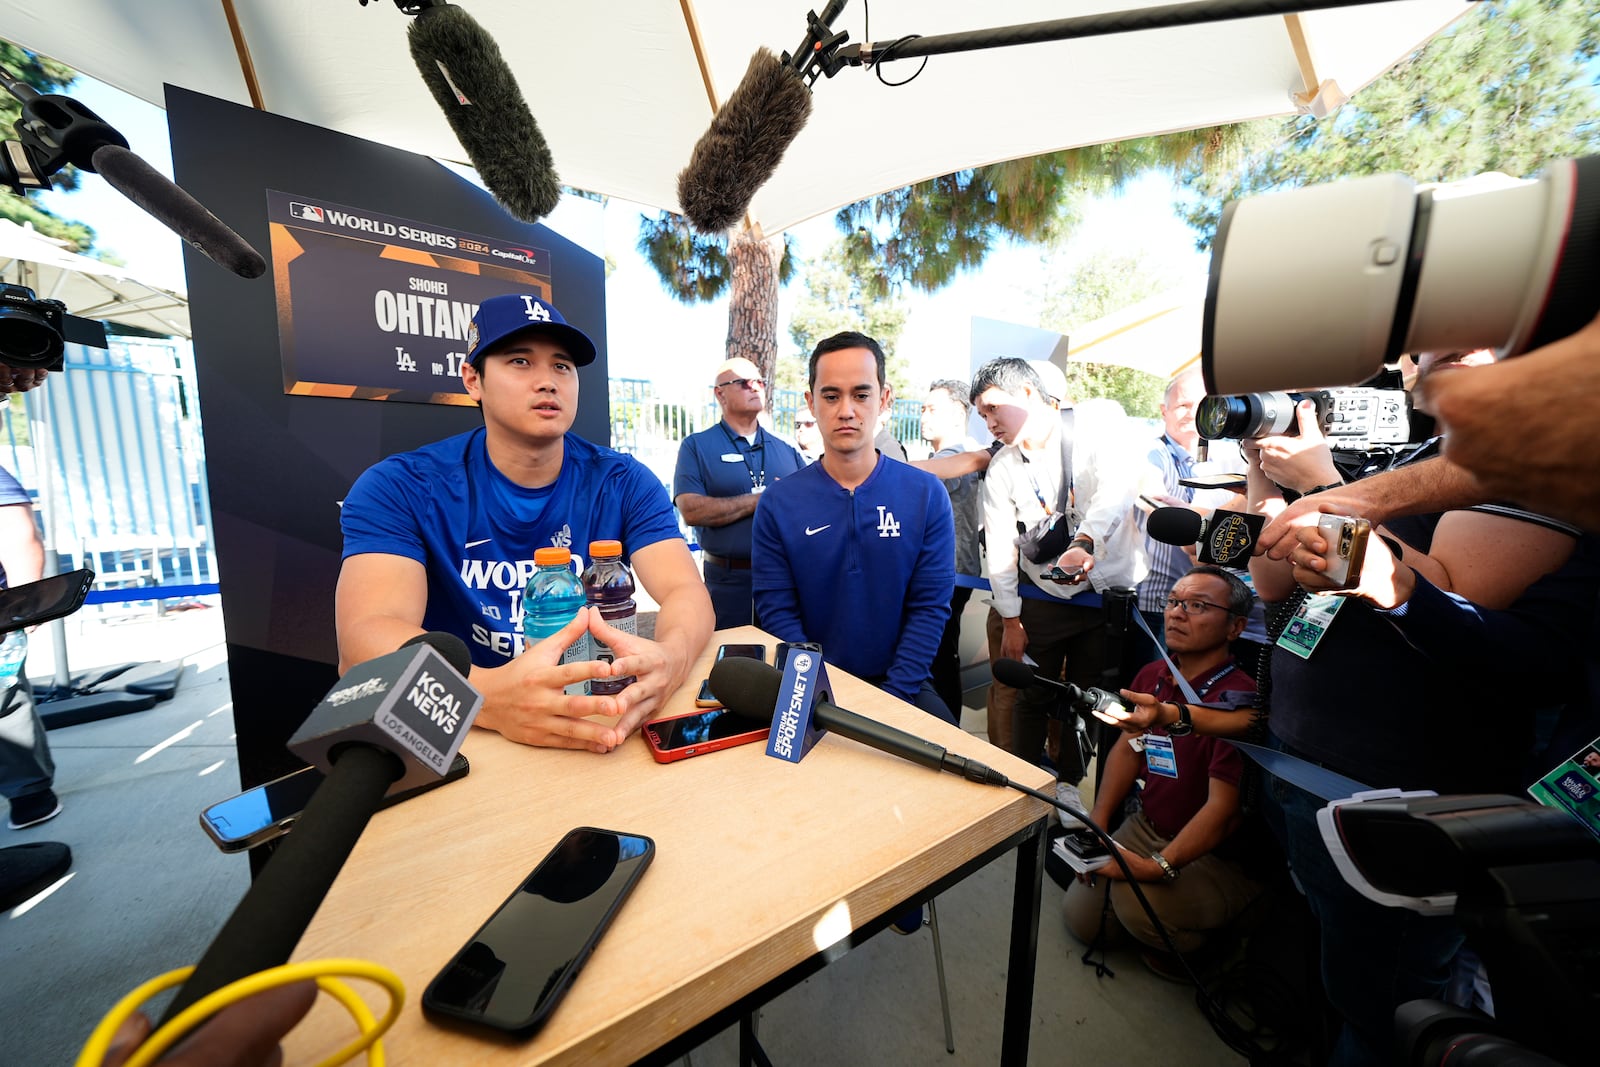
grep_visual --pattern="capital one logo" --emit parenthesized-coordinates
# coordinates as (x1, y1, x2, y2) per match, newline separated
(520, 296, 553, 323)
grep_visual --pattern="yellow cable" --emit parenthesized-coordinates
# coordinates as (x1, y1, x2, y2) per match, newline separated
(76, 959, 404, 1067)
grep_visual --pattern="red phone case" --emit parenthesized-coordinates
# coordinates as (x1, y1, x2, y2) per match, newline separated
(643, 707, 770, 764)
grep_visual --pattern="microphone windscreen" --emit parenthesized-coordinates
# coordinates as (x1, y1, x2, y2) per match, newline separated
(409, 4, 560, 224)
(990, 658, 1040, 690)
(709, 655, 783, 718)
(1147, 506, 1206, 547)
(677, 49, 812, 233)
(403, 630, 472, 678)
(90, 144, 267, 279)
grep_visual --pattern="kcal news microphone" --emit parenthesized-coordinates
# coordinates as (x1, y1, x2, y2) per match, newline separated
(708, 654, 1007, 786)
(157, 631, 482, 1025)
(1146, 506, 1264, 567)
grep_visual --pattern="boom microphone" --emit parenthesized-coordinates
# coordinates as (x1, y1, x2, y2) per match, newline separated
(677, 48, 813, 233)
(90, 145, 266, 279)
(408, 2, 561, 224)
(1147, 505, 1264, 567)
(157, 631, 481, 1025)
(709, 656, 1006, 785)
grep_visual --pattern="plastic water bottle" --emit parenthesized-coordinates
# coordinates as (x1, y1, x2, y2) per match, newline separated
(583, 540, 636, 696)
(0, 629, 26, 690)
(522, 547, 587, 695)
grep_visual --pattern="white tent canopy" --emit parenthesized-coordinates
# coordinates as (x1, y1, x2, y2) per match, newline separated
(0, 1, 1470, 235)
(1066, 279, 1206, 379)
(0, 220, 189, 339)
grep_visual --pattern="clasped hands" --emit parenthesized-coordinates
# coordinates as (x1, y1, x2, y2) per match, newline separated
(478, 606, 682, 753)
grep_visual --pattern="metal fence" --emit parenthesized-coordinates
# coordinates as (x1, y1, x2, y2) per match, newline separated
(0, 336, 217, 602)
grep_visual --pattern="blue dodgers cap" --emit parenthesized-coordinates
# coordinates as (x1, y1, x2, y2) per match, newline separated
(466, 293, 597, 367)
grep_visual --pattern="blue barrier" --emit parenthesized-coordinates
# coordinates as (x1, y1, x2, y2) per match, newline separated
(84, 583, 221, 605)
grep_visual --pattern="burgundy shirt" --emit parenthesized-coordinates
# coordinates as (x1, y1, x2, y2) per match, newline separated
(1127, 658, 1256, 841)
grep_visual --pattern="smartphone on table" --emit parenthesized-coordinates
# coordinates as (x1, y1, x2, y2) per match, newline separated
(695, 642, 767, 708)
(198, 752, 470, 853)
(644, 706, 771, 763)
(423, 827, 655, 1036)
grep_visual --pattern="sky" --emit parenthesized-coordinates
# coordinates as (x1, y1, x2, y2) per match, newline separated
(32, 74, 1210, 388)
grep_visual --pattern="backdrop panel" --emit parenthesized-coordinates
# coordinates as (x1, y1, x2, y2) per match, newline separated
(167, 86, 607, 794)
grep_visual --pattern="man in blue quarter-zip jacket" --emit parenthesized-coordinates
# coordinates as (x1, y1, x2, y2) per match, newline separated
(752, 331, 957, 723)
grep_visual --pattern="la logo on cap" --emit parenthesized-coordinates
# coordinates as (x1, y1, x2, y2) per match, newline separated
(521, 296, 553, 323)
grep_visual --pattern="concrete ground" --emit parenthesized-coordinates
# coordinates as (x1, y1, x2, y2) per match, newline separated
(2, 601, 1253, 1066)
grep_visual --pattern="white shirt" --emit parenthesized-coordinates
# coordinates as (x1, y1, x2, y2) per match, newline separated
(982, 401, 1149, 617)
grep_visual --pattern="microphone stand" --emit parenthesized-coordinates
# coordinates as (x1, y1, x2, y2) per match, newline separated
(802, 0, 1401, 78)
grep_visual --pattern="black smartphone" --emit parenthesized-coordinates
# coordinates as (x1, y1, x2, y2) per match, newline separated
(1179, 472, 1248, 492)
(423, 827, 655, 1036)
(700, 643, 766, 706)
(198, 752, 470, 853)
(0, 568, 94, 633)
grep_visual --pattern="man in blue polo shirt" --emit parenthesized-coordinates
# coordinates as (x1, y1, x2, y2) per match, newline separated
(674, 357, 805, 629)
(752, 331, 956, 722)
(337, 293, 713, 754)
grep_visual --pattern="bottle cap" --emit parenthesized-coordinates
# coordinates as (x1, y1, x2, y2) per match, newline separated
(589, 539, 622, 557)
(533, 546, 572, 566)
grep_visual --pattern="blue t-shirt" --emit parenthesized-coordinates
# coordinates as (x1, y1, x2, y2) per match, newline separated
(752, 455, 954, 701)
(341, 428, 683, 667)
(673, 422, 805, 559)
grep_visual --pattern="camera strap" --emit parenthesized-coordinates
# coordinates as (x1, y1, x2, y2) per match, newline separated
(1130, 610, 1370, 801)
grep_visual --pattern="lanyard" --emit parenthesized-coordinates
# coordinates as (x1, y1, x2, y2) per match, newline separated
(719, 422, 766, 491)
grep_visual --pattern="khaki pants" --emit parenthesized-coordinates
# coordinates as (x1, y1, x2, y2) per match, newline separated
(1061, 811, 1264, 954)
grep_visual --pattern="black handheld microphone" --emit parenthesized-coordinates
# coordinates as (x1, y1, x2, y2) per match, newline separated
(990, 657, 1128, 719)
(0, 67, 267, 279)
(90, 145, 267, 279)
(1147, 506, 1264, 567)
(407, 2, 561, 224)
(157, 632, 481, 1025)
(709, 656, 1006, 785)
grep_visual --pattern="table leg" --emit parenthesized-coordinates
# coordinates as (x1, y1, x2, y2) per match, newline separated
(1001, 817, 1047, 1066)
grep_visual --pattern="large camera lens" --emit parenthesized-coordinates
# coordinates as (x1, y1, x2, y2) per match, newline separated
(1195, 392, 1298, 440)
(0, 286, 64, 368)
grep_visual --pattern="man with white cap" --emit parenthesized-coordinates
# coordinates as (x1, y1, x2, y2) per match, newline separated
(337, 292, 713, 754)
(674, 357, 806, 629)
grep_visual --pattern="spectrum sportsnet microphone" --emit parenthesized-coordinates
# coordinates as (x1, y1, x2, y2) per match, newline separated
(157, 631, 481, 1025)
(1147, 506, 1264, 567)
(709, 654, 1006, 785)
(406, 2, 561, 224)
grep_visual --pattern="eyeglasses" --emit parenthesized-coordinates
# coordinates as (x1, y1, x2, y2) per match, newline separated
(1162, 596, 1239, 616)
(715, 377, 761, 392)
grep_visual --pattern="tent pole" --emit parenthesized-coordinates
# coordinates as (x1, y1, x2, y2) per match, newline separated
(221, 0, 266, 110)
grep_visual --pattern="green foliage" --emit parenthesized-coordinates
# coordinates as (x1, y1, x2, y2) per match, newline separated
(1178, 0, 1600, 244)
(0, 41, 96, 250)
(1036, 250, 1175, 420)
(635, 212, 795, 304)
(838, 126, 1250, 296)
(787, 238, 912, 393)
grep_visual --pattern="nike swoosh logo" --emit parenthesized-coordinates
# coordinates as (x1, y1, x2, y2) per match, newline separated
(805, 525, 831, 536)
(465, 538, 492, 549)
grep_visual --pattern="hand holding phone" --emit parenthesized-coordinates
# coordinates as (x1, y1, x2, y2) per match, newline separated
(423, 828, 654, 1035)
(1043, 565, 1085, 584)
(1313, 514, 1372, 590)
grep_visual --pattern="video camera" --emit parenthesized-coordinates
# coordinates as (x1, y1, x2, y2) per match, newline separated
(1323, 792, 1598, 1065)
(0, 283, 108, 371)
(1202, 156, 1600, 395)
(1196, 386, 1409, 448)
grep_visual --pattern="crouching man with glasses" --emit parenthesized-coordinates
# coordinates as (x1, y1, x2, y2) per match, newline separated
(1061, 565, 1267, 972)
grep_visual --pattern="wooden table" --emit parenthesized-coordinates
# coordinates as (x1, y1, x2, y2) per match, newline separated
(283, 627, 1053, 1065)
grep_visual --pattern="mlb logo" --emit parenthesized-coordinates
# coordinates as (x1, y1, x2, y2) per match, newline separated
(289, 203, 324, 223)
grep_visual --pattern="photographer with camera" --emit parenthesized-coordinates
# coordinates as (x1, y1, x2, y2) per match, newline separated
(1061, 566, 1265, 973)
(1236, 363, 1596, 1066)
